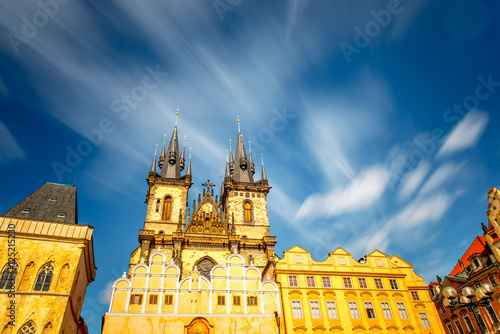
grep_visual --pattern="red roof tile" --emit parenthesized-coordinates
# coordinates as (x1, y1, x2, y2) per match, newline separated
(449, 236, 487, 276)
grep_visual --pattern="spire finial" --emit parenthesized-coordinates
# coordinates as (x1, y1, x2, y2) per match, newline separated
(248, 141, 251, 153)
(150, 144, 158, 174)
(261, 153, 267, 181)
(175, 108, 179, 126)
(226, 150, 229, 162)
(237, 115, 241, 133)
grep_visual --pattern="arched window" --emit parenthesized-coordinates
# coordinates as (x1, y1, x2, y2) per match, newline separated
(474, 259, 480, 268)
(34, 263, 54, 291)
(244, 202, 252, 223)
(0, 261, 18, 290)
(163, 197, 172, 220)
(17, 321, 35, 334)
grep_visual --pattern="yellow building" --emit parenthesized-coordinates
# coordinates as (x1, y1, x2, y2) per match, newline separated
(0, 182, 97, 334)
(270, 246, 445, 334)
(102, 119, 282, 333)
(484, 187, 500, 262)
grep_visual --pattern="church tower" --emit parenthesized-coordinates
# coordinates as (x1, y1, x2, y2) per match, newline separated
(103, 116, 282, 334)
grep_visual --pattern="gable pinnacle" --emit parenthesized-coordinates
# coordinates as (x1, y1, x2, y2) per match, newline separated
(228, 139, 234, 174)
(261, 154, 267, 181)
(186, 148, 192, 176)
(180, 136, 186, 171)
(158, 134, 166, 169)
(150, 144, 158, 174)
(248, 141, 255, 175)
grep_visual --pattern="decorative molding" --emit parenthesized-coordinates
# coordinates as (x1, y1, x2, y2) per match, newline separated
(369, 325, 383, 330)
(329, 325, 344, 331)
(292, 325, 307, 331)
(413, 302, 426, 308)
(360, 291, 372, 297)
(403, 325, 415, 330)
(323, 291, 336, 297)
(312, 325, 326, 331)
(391, 292, 404, 298)
(288, 290, 302, 295)
(386, 325, 399, 331)
(344, 291, 357, 297)
(376, 292, 389, 297)
(352, 325, 366, 331)
(306, 290, 320, 296)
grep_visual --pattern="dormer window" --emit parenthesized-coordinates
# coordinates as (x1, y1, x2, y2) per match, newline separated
(473, 258, 480, 268)
(57, 213, 66, 218)
(48, 197, 56, 202)
(21, 208, 30, 213)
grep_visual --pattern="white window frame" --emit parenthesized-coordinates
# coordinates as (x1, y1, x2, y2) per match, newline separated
(294, 255, 303, 264)
(454, 320, 465, 334)
(381, 302, 393, 319)
(364, 301, 376, 319)
(306, 276, 316, 288)
(343, 277, 353, 289)
(310, 300, 321, 319)
(419, 312, 431, 328)
(338, 257, 347, 266)
(322, 276, 332, 288)
(358, 278, 368, 289)
(397, 302, 409, 319)
(376, 259, 384, 267)
(349, 301, 360, 319)
(288, 275, 298, 287)
(326, 301, 338, 319)
(292, 300, 303, 319)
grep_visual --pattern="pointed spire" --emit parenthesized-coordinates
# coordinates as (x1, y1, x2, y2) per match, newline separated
(228, 139, 234, 174)
(160, 111, 181, 178)
(248, 141, 255, 175)
(158, 134, 166, 169)
(150, 145, 158, 174)
(186, 148, 192, 176)
(261, 154, 267, 181)
(180, 136, 186, 171)
(232, 117, 254, 183)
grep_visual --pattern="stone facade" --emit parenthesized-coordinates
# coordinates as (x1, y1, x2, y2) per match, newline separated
(0, 214, 96, 334)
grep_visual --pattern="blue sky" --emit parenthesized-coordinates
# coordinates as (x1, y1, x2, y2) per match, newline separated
(1, 0, 499, 332)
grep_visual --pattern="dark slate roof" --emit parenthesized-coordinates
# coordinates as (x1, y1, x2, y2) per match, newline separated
(2, 182, 78, 224)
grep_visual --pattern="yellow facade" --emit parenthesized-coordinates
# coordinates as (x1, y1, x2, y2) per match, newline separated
(273, 246, 445, 334)
(0, 216, 96, 334)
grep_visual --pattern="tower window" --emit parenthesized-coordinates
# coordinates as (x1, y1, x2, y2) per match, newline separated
(244, 202, 252, 223)
(34, 263, 54, 292)
(18, 321, 36, 334)
(163, 197, 172, 220)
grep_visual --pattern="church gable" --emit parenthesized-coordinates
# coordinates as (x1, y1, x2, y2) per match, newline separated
(186, 181, 228, 235)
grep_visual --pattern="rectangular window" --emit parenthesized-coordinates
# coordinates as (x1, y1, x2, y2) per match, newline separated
(310, 301, 321, 319)
(343, 277, 353, 289)
(326, 301, 338, 319)
(349, 301, 360, 319)
(490, 275, 500, 287)
(486, 304, 499, 323)
(289, 275, 298, 287)
(381, 302, 393, 319)
(322, 277, 332, 288)
(447, 324, 455, 334)
(374, 278, 384, 289)
(389, 279, 399, 290)
(411, 291, 420, 301)
(419, 312, 431, 328)
(306, 276, 316, 288)
(233, 296, 241, 306)
(338, 257, 347, 265)
(164, 294, 173, 305)
(376, 259, 384, 267)
(149, 294, 158, 304)
(294, 255, 303, 264)
(292, 300, 303, 318)
(358, 278, 368, 289)
(397, 302, 409, 319)
(454, 320, 464, 334)
(439, 304, 446, 314)
(365, 302, 376, 319)
(217, 296, 225, 305)
(130, 294, 143, 305)
(463, 316, 473, 331)
(247, 296, 258, 306)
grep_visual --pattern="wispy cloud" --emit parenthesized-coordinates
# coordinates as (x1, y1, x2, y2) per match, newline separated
(295, 166, 388, 220)
(438, 110, 489, 157)
(419, 162, 464, 195)
(0, 121, 25, 166)
(398, 160, 430, 200)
